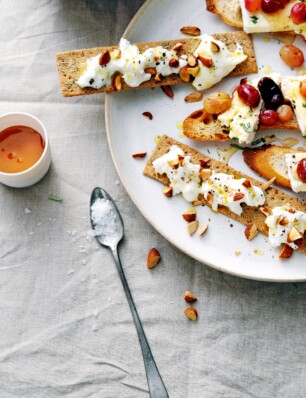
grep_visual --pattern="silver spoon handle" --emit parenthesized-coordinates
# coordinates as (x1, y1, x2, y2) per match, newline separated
(111, 247, 169, 398)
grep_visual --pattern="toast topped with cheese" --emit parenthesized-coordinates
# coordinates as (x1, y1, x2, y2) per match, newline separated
(243, 145, 306, 193)
(144, 135, 306, 258)
(56, 31, 257, 97)
(206, 0, 306, 39)
(183, 73, 305, 143)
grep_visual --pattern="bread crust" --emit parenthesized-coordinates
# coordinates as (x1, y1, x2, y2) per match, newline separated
(206, 0, 243, 28)
(144, 135, 306, 252)
(56, 31, 257, 97)
(243, 145, 304, 190)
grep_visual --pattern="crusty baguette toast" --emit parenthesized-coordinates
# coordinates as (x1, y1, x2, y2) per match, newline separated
(144, 135, 306, 252)
(243, 145, 304, 190)
(183, 106, 299, 141)
(56, 31, 257, 97)
(206, 0, 243, 28)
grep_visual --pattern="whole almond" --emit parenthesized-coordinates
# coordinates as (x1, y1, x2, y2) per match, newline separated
(180, 26, 201, 36)
(184, 92, 203, 103)
(161, 85, 174, 98)
(99, 50, 111, 66)
(132, 152, 147, 159)
(142, 111, 153, 120)
(147, 248, 161, 269)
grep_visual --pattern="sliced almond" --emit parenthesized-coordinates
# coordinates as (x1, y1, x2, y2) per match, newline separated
(180, 26, 201, 37)
(169, 57, 179, 68)
(199, 168, 212, 181)
(279, 244, 294, 259)
(113, 74, 122, 91)
(244, 224, 258, 241)
(187, 54, 198, 67)
(260, 206, 272, 217)
(162, 186, 173, 197)
(144, 67, 157, 75)
(186, 66, 200, 77)
(184, 92, 203, 103)
(233, 192, 245, 201)
(161, 85, 174, 98)
(197, 224, 208, 236)
(242, 179, 251, 188)
(261, 177, 276, 191)
(147, 248, 161, 269)
(210, 42, 220, 53)
(288, 226, 302, 243)
(184, 307, 198, 321)
(142, 111, 153, 120)
(198, 54, 213, 68)
(110, 48, 121, 59)
(132, 151, 147, 159)
(184, 291, 197, 303)
(182, 208, 197, 222)
(99, 50, 111, 66)
(186, 220, 199, 235)
(173, 42, 183, 51)
(179, 66, 190, 82)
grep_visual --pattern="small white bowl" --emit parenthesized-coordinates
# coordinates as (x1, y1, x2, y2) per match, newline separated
(0, 112, 51, 188)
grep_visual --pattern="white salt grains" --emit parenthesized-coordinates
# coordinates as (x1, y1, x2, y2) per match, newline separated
(90, 198, 119, 237)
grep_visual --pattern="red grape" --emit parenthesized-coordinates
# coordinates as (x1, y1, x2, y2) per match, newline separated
(261, 0, 285, 13)
(245, 0, 262, 12)
(297, 158, 306, 183)
(290, 2, 306, 25)
(237, 83, 260, 107)
(259, 109, 278, 126)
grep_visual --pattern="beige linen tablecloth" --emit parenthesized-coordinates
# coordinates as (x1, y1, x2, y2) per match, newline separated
(1, 1, 306, 397)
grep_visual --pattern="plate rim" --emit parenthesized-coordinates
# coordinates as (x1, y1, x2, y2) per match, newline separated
(105, 0, 306, 282)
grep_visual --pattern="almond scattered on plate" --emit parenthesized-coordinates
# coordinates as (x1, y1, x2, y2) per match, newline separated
(147, 247, 161, 269)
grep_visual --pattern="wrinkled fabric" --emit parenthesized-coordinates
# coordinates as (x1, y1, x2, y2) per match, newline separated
(1, 1, 306, 397)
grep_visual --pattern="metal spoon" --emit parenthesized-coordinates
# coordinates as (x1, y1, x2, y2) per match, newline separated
(90, 187, 169, 398)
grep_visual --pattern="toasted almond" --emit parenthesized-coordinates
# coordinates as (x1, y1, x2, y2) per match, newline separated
(198, 54, 213, 68)
(210, 41, 220, 53)
(184, 291, 197, 303)
(147, 248, 161, 269)
(132, 152, 147, 159)
(179, 66, 190, 82)
(259, 206, 272, 217)
(192, 200, 203, 206)
(162, 186, 173, 197)
(279, 244, 294, 259)
(186, 220, 199, 235)
(113, 74, 122, 91)
(206, 193, 213, 205)
(168, 159, 180, 169)
(177, 154, 185, 166)
(184, 307, 198, 320)
(186, 66, 200, 77)
(173, 42, 183, 51)
(197, 224, 208, 236)
(154, 73, 162, 82)
(142, 111, 153, 120)
(190, 109, 204, 119)
(144, 67, 157, 75)
(242, 179, 251, 188)
(288, 226, 302, 243)
(244, 224, 258, 241)
(199, 168, 212, 181)
(184, 92, 203, 103)
(154, 56, 159, 62)
(180, 26, 201, 37)
(199, 159, 209, 168)
(182, 208, 197, 222)
(161, 85, 174, 98)
(99, 50, 111, 66)
(169, 57, 179, 68)
(233, 192, 245, 201)
(261, 177, 276, 191)
(187, 54, 198, 67)
(110, 48, 121, 59)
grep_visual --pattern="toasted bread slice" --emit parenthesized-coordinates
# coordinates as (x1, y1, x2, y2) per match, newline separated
(144, 135, 306, 253)
(243, 145, 305, 190)
(56, 31, 257, 97)
(206, 0, 243, 28)
(183, 106, 299, 141)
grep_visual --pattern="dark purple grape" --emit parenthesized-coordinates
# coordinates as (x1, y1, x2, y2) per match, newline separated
(258, 77, 284, 110)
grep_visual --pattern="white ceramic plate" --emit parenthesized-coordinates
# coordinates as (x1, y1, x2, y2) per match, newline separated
(105, 0, 306, 281)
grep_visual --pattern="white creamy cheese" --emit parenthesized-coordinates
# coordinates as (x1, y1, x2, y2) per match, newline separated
(285, 153, 306, 192)
(265, 206, 306, 249)
(192, 35, 247, 91)
(218, 73, 282, 144)
(281, 75, 306, 136)
(239, 0, 306, 39)
(152, 146, 265, 215)
(77, 35, 247, 91)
